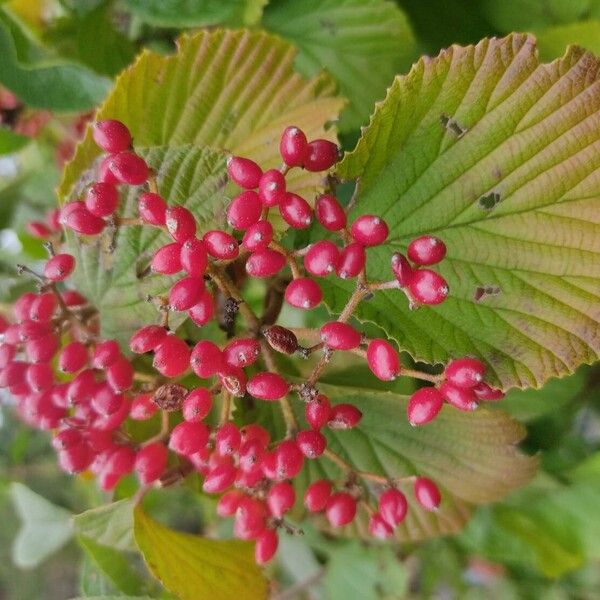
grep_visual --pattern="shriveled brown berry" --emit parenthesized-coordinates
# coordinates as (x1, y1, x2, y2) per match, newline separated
(152, 383, 188, 412)
(263, 325, 298, 355)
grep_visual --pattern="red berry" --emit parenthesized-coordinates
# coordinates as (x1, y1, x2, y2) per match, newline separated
(67, 369, 96, 405)
(217, 490, 244, 517)
(473, 382, 505, 401)
(267, 481, 295, 518)
(255, 529, 278, 564)
(180, 238, 208, 276)
(188, 291, 214, 326)
(169, 276, 204, 311)
(369, 513, 394, 539)
(328, 403, 362, 429)
(13, 292, 37, 322)
(190, 341, 223, 378)
(59, 200, 85, 225)
(379, 488, 408, 527)
(407, 387, 444, 426)
(304, 479, 332, 512)
(350, 215, 389, 246)
(258, 169, 286, 207)
(391, 252, 413, 287)
(169, 421, 209, 456)
(315, 194, 346, 231)
(129, 393, 158, 420)
(92, 384, 125, 416)
(59, 341, 88, 373)
(182, 388, 212, 422)
(26, 333, 58, 363)
(151, 243, 183, 275)
(241, 424, 271, 448)
(439, 381, 477, 411)
(26, 363, 54, 392)
(19, 320, 52, 342)
(238, 439, 265, 474)
(98, 155, 119, 184)
(129, 325, 168, 354)
(444, 358, 486, 389)
(29, 293, 57, 322)
(279, 192, 312, 229)
(135, 443, 168, 484)
(366, 339, 400, 381)
(166, 206, 196, 242)
(247, 372, 290, 401)
(62, 290, 87, 307)
(407, 235, 447, 266)
(92, 119, 131, 153)
(234, 497, 267, 540)
(280, 126, 308, 167)
(336, 243, 366, 279)
(284, 278, 322, 309)
(305, 395, 332, 429)
(304, 241, 339, 277)
(223, 338, 260, 368)
(47, 208, 61, 231)
(414, 477, 441, 511)
(320, 322, 361, 350)
(272, 440, 304, 480)
(153, 335, 191, 377)
(227, 190, 262, 230)
(408, 269, 449, 305)
(296, 429, 327, 458)
(44, 254, 75, 281)
(203, 461, 237, 493)
(242, 220, 273, 251)
(27, 221, 51, 238)
(85, 183, 119, 217)
(0, 344, 16, 369)
(109, 151, 149, 185)
(138, 192, 167, 226)
(246, 249, 286, 278)
(106, 356, 134, 392)
(326, 492, 356, 527)
(203, 230, 239, 260)
(58, 444, 92, 474)
(64, 206, 106, 235)
(227, 156, 262, 189)
(304, 139, 339, 171)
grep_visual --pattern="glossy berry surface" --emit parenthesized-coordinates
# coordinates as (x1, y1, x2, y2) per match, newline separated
(92, 119, 132, 153)
(279, 126, 308, 167)
(407, 387, 444, 426)
(367, 339, 400, 381)
(407, 235, 447, 265)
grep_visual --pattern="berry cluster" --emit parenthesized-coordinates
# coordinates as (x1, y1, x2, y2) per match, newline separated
(1, 119, 504, 565)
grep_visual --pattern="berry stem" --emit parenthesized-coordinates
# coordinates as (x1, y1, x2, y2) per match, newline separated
(220, 389, 232, 424)
(369, 280, 401, 291)
(270, 240, 301, 280)
(141, 410, 170, 447)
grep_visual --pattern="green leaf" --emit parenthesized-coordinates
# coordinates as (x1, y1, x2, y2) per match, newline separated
(70, 597, 154, 600)
(9, 482, 73, 568)
(133, 506, 268, 600)
(535, 21, 600, 61)
(0, 127, 29, 155)
(333, 34, 600, 389)
(0, 7, 110, 111)
(263, 0, 416, 131)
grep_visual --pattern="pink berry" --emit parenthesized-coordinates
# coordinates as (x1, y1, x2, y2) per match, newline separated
(408, 269, 449, 305)
(59, 199, 84, 224)
(391, 252, 413, 287)
(320, 322, 361, 350)
(326, 492, 356, 527)
(166, 206, 196, 242)
(106, 356, 134, 392)
(303, 139, 339, 171)
(223, 338, 260, 368)
(64, 206, 106, 235)
(85, 183, 118, 217)
(241, 424, 271, 448)
(129, 393, 158, 420)
(215, 422, 241, 456)
(67, 369, 96, 405)
(151, 243, 183, 275)
(129, 325, 168, 354)
(92, 384, 125, 416)
(414, 477, 441, 511)
(336, 243, 366, 279)
(444, 358, 486, 389)
(227, 190, 262, 230)
(26, 334, 58, 363)
(369, 513, 394, 539)
(217, 490, 243, 517)
(59, 341, 88, 373)
(366, 339, 400, 381)
(44, 254, 75, 281)
(296, 429, 327, 458)
(304, 241, 339, 277)
(190, 340, 223, 378)
(29, 293, 57, 322)
(188, 291, 214, 326)
(315, 194, 346, 231)
(98, 155, 119, 184)
(138, 192, 167, 226)
(203, 462, 237, 494)
(407, 387, 444, 426)
(267, 481, 295, 518)
(242, 220, 273, 251)
(169, 276, 205, 311)
(13, 293, 37, 322)
(0, 344, 16, 369)
(407, 235, 447, 266)
(439, 381, 478, 411)
(246, 249, 286, 278)
(108, 151, 149, 185)
(92, 119, 131, 153)
(234, 497, 267, 540)
(153, 335, 191, 377)
(350, 215, 389, 247)
(58, 444, 92, 474)
(304, 480, 332, 512)
(272, 440, 304, 480)
(328, 403, 362, 429)
(255, 529, 278, 564)
(169, 421, 209, 456)
(27, 222, 51, 238)
(280, 126, 308, 167)
(19, 320, 52, 342)
(238, 439, 265, 474)
(227, 156, 262, 189)
(284, 278, 322, 309)
(247, 372, 290, 401)
(62, 290, 86, 307)
(182, 388, 212, 422)
(379, 488, 408, 527)
(135, 443, 168, 485)
(279, 192, 312, 229)
(180, 238, 208, 276)
(203, 230, 239, 260)
(305, 395, 332, 429)
(26, 363, 54, 392)
(473, 382, 505, 401)
(258, 169, 286, 207)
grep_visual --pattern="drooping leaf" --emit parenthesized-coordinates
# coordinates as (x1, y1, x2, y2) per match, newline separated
(9, 482, 73, 568)
(133, 506, 268, 600)
(262, 0, 416, 131)
(332, 34, 600, 389)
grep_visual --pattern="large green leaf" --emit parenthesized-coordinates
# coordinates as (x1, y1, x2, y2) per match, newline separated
(133, 506, 267, 600)
(535, 20, 600, 61)
(333, 34, 600, 389)
(262, 0, 416, 131)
